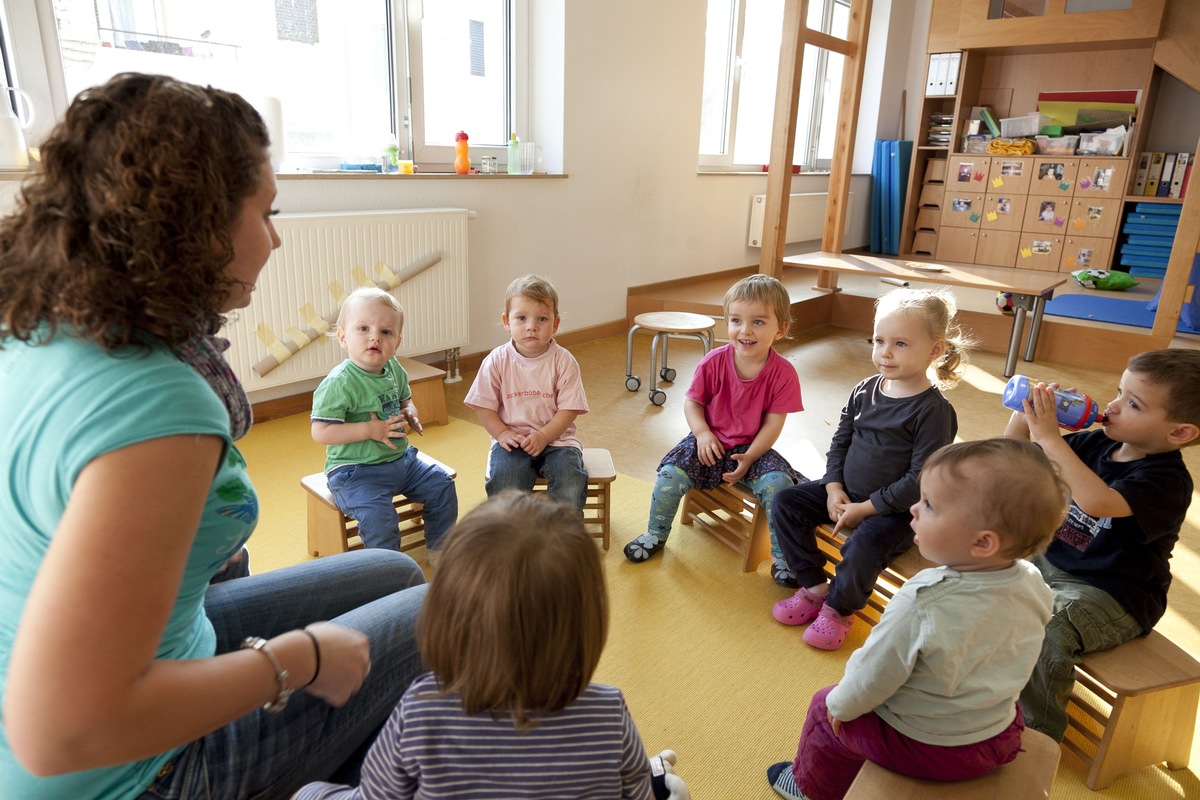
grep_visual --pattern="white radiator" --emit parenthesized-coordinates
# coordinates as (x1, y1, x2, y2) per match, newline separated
(747, 192, 852, 247)
(221, 208, 470, 394)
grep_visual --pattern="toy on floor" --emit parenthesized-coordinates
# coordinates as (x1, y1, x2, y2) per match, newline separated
(650, 750, 692, 800)
(1071, 269, 1138, 291)
(252, 252, 442, 378)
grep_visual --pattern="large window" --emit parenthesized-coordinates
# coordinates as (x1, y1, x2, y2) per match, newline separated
(700, 0, 848, 172)
(34, 0, 524, 169)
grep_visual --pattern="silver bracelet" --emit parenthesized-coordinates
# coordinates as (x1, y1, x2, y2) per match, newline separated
(241, 636, 295, 713)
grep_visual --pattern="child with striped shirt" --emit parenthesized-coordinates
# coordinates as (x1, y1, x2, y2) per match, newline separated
(295, 492, 690, 800)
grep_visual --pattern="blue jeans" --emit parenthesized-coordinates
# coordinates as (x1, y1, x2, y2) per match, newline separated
(486, 443, 588, 508)
(137, 550, 427, 800)
(1019, 555, 1143, 741)
(646, 464, 794, 559)
(771, 479, 915, 616)
(327, 447, 458, 552)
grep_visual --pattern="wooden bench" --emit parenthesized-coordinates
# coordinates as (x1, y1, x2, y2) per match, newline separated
(485, 448, 617, 549)
(816, 523, 1200, 789)
(680, 482, 770, 571)
(845, 726, 1060, 799)
(300, 450, 457, 556)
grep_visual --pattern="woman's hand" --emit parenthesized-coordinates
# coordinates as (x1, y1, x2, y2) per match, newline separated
(302, 622, 372, 708)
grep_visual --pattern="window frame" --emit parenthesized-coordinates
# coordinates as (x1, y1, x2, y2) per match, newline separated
(698, 0, 850, 173)
(11, 0, 530, 172)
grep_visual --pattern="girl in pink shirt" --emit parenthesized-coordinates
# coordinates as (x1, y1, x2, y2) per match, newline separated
(623, 275, 803, 583)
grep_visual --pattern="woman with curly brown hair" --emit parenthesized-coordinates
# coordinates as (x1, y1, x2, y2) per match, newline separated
(0, 73, 427, 800)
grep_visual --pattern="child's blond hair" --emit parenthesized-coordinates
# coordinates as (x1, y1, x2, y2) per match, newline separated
(723, 274, 792, 337)
(334, 287, 405, 332)
(418, 492, 607, 730)
(505, 274, 560, 319)
(923, 438, 1070, 559)
(875, 287, 975, 390)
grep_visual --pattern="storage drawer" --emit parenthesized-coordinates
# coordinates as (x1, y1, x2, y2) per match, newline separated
(1074, 158, 1129, 199)
(936, 227, 978, 263)
(986, 157, 1033, 195)
(918, 183, 945, 207)
(948, 155, 991, 190)
(982, 193, 1027, 232)
(1023, 196, 1068, 233)
(1067, 197, 1121, 239)
(915, 207, 941, 230)
(940, 191, 985, 229)
(912, 230, 938, 256)
(1016, 234, 1064, 271)
(1060, 235, 1114, 273)
(975, 229, 1020, 268)
(924, 158, 947, 183)
(1029, 158, 1079, 196)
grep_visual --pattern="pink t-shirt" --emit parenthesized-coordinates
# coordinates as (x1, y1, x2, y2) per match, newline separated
(465, 340, 589, 450)
(685, 344, 803, 447)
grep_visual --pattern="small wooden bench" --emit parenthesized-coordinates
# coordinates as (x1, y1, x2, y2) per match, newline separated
(484, 447, 616, 549)
(398, 356, 448, 426)
(1066, 629, 1200, 789)
(845, 726, 1060, 799)
(301, 450, 457, 556)
(816, 523, 1200, 789)
(680, 482, 770, 572)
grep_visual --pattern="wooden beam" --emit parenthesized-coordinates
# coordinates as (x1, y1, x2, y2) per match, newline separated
(821, 0, 873, 261)
(1151, 131, 1200, 338)
(759, 0, 809, 278)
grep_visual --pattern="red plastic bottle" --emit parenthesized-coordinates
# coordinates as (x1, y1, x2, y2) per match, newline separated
(454, 131, 470, 174)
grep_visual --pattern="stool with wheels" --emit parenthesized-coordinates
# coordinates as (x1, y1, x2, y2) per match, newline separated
(624, 311, 716, 406)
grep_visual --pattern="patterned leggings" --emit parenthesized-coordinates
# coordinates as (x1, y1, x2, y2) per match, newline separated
(646, 464, 794, 559)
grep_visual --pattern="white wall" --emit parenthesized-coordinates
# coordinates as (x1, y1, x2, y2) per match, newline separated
(0, 0, 925, 382)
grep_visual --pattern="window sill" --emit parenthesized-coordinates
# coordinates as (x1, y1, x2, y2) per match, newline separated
(695, 168, 832, 177)
(276, 171, 567, 180)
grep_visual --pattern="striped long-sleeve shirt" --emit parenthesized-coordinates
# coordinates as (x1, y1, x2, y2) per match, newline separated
(295, 673, 653, 799)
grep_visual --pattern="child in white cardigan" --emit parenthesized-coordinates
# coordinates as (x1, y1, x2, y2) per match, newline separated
(767, 439, 1069, 800)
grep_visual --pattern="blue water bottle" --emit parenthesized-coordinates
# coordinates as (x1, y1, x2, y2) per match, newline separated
(1002, 375, 1102, 431)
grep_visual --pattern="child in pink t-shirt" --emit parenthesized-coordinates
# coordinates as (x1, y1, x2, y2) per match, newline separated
(623, 275, 803, 579)
(465, 274, 590, 508)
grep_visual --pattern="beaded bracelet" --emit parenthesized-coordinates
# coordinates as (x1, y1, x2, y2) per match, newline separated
(241, 637, 295, 713)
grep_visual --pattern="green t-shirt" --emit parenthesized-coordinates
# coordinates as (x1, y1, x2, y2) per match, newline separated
(311, 358, 413, 473)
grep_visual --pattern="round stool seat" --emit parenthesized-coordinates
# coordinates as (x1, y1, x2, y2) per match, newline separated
(633, 311, 716, 334)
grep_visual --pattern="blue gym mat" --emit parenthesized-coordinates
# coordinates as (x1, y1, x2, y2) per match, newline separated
(1044, 293, 1200, 333)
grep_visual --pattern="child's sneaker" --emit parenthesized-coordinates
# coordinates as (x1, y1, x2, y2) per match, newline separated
(771, 586, 826, 626)
(770, 558, 800, 588)
(766, 762, 811, 800)
(623, 533, 665, 563)
(802, 604, 854, 650)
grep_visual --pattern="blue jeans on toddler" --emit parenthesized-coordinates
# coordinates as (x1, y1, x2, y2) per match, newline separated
(1019, 555, 1143, 741)
(486, 443, 588, 509)
(771, 479, 915, 615)
(327, 447, 458, 552)
(644, 463, 794, 558)
(137, 549, 427, 800)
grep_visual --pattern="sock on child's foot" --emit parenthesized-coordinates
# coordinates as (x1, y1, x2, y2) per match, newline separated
(766, 762, 810, 800)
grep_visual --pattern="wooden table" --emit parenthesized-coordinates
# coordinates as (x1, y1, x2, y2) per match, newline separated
(783, 252, 1070, 377)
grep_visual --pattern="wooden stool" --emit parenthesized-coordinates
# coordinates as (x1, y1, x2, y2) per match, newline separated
(680, 482, 770, 572)
(1065, 630, 1200, 789)
(624, 311, 716, 406)
(845, 727, 1060, 799)
(485, 447, 616, 549)
(301, 450, 457, 557)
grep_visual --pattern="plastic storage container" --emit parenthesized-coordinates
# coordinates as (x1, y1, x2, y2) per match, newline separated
(999, 113, 1052, 139)
(1035, 134, 1079, 155)
(1078, 131, 1126, 156)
